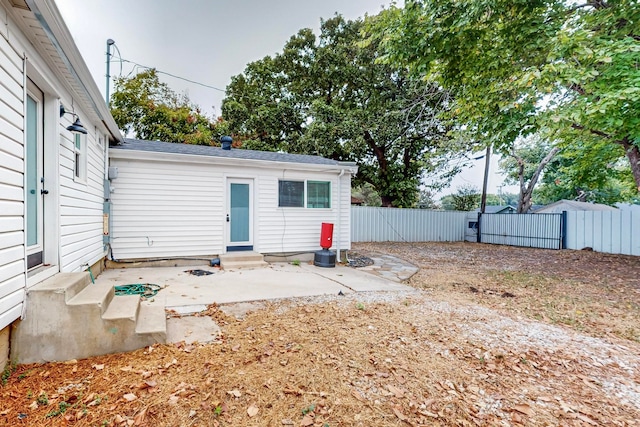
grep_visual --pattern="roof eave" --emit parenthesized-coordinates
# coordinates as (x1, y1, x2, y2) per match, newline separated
(25, 0, 123, 143)
(109, 148, 355, 173)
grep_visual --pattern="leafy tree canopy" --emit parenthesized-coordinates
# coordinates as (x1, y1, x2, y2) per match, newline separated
(535, 142, 638, 205)
(370, 0, 640, 193)
(110, 69, 229, 145)
(440, 184, 481, 211)
(222, 15, 471, 207)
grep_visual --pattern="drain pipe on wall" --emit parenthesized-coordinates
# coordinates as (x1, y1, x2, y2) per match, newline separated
(336, 169, 345, 262)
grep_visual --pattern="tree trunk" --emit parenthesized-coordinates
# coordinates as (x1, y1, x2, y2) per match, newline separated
(380, 196, 394, 207)
(620, 137, 640, 193)
(515, 147, 560, 213)
(364, 129, 396, 207)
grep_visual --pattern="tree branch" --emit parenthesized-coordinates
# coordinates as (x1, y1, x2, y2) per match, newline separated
(571, 124, 629, 145)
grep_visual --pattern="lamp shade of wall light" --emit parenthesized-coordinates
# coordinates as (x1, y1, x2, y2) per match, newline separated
(59, 103, 88, 134)
(67, 117, 88, 134)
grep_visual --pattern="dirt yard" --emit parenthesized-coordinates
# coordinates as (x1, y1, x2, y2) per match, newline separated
(2, 242, 639, 427)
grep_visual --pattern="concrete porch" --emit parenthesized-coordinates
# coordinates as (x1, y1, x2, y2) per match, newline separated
(11, 259, 415, 364)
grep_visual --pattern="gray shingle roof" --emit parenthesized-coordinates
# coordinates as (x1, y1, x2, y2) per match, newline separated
(111, 138, 351, 167)
(473, 205, 516, 214)
(535, 199, 617, 213)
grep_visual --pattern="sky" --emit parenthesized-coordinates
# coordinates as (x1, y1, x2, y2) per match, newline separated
(56, 0, 517, 200)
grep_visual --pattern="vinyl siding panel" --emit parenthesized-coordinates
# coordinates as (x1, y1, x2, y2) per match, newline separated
(109, 155, 353, 259)
(59, 125, 107, 272)
(0, 4, 25, 329)
(110, 159, 225, 259)
(256, 172, 351, 254)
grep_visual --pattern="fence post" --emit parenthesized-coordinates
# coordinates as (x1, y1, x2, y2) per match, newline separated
(476, 212, 482, 243)
(561, 210, 567, 249)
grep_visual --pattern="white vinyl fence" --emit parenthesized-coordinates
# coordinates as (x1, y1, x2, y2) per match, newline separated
(351, 207, 467, 242)
(351, 206, 640, 256)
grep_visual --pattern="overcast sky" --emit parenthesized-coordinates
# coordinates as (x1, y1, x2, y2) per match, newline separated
(56, 0, 516, 199)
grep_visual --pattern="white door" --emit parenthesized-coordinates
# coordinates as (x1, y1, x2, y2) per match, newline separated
(25, 80, 45, 270)
(226, 179, 253, 252)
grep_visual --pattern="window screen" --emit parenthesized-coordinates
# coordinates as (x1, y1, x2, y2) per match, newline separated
(307, 181, 330, 208)
(278, 180, 304, 207)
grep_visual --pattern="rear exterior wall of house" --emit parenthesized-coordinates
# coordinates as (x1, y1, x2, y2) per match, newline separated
(108, 155, 352, 260)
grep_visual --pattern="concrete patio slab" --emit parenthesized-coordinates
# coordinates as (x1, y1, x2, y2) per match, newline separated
(90, 260, 416, 346)
(166, 316, 221, 344)
(93, 262, 414, 313)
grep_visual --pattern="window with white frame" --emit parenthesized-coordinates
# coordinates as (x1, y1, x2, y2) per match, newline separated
(278, 180, 304, 207)
(278, 180, 331, 208)
(73, 133, 86, 182)
(307, 180, 331, 208)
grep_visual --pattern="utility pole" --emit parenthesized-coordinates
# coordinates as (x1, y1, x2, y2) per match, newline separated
(480, 145, 491, 213)
(105, 39, 115, 105)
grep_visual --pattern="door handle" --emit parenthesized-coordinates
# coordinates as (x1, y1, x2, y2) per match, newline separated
(41, 189, 49, 195)
(226, 214, 230, 222)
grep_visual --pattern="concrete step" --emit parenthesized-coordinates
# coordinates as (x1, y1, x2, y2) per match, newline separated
(28, 272, 92, 303)
(67, 282, 115, 315)
(136, 304, 167, 342)
(12, 272, 167, 363)
(102, 295, 139, 321)
(220, 251, 267, 269)
(221, 260, 269, 270)
(220, 251, 263, 262)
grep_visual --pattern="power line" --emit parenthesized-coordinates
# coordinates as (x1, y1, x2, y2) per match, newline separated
(112, 57, 226, 93)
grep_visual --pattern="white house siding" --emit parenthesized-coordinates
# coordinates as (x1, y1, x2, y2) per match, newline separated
(0, 15, 26, 330)
(0, 0, 116, 333)
(58, 124, 107, 272)
(109, 153, 353, 259)
(256, 170, 350, 254)
(109, 158, 225, 259)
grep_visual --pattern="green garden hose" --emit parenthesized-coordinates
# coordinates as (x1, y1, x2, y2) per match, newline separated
(114, 283, 161, 299)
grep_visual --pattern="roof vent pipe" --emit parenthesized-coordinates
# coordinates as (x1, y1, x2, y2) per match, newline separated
(221, 135, 232, 150)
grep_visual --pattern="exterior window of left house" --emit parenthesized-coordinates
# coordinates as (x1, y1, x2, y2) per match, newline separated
(74, 133, 86, 182)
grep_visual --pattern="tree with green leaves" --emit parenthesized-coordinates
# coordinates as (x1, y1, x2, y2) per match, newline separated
(222, 15, 467, 207)
(371, 0, 640, 194)
(440, 185, 481, 211)
(499, 135, 560, 213)
(110, 69, 228, 145)
(534, 143, 638, 205)
(352, 183, 382, 207)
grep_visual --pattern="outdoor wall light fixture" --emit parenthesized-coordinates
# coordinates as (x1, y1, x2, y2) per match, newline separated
(59, 103, 88, 134)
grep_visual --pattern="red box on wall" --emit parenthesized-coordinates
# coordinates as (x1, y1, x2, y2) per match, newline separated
(320, 223, 334, 249)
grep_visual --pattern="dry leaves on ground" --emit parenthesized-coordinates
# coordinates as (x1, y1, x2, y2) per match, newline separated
(1, 242, 639, 426)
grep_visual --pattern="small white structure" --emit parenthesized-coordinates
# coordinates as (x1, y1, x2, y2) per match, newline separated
(0, 0, 122, 366)
(108, 139, 357, 260)
(534, 199, 617, 213)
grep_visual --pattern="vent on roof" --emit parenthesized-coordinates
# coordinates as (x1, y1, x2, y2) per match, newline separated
(221, 135, 232, 150)
(10, 0, 30, 10)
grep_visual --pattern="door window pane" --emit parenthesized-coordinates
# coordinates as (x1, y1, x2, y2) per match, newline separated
(230, 183, 250, 242)
(26, 95, 38, 246)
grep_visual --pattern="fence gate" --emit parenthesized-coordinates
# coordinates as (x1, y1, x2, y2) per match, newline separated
(478, 213, 564, 249)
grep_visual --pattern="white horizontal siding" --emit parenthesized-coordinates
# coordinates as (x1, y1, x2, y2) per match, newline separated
(0, 4, 25, 330)
(256, 171, 348, 254)
(109, 155, 352, 259)
(110, 158, 224, 259)
(58, 117, 107, 272)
